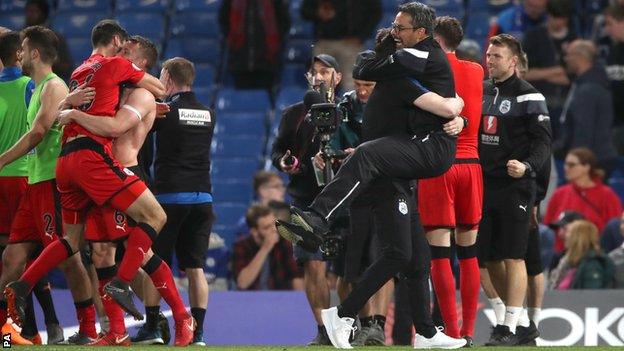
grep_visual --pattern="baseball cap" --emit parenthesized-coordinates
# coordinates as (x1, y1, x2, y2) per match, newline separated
(314, 54, 340, 71)
(550, 211, 585, 229)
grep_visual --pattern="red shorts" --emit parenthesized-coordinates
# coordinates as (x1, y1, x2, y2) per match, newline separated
(56, 138, 147, 224)
(9, 180, 61, 246)
(0, 177, 28, 235)
(85, 206, 130, 242)
(418, 162, 483, 229)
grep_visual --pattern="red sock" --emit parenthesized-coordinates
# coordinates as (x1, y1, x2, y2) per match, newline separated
(98, 277, 126, 334)
(431, 257, 460, 338)
(22, 239, 71, 289)
(75, 299, 97, 339)
(148, 261, 188, 322)
(118, 224, 155, 282)
(459, 257, 480, 337)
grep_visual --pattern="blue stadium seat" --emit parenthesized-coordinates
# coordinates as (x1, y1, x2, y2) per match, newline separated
(284, 40, 312, 63)
(212, 202, 248, 228)
(164, 38, 220, 64)
(170, 12, 220, 38)
(0, 0, 28, 14)
(215, 89, 271, 113)
(289, 0, 303, 12)
(211, 157, 260, 179)
(174, 0, 221, 12)
(115, 0, 170, 13)
(0, 13, 23, 30)
(116, 13, 165, 40)
(211, 135, 265, 158)
(289, 21, 313, 39)
(465, 11, 492, 40)
(57, 0, 111, 12)
(214, 112, 267, 137)
(275, 87, 306, 111)
(281, 64, 307, 88)
(212, 180, 253, 203)
(194, 64, 216, 88)
(382, 0, 406, 12)
(194, 86, 216, 106)
(609, 177, 624, 204)
(468, 0, 514, 12)
(66, 37, 92, 63)
(51, 12, 106, 38)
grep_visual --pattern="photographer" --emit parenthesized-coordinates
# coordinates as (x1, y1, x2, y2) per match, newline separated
(270, 54, 342, 346)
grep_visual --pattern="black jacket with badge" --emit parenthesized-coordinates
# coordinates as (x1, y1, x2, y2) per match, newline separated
(480, 74, 552, 180)
(153, 91, 215, 194)
(271, 102, 322, 202)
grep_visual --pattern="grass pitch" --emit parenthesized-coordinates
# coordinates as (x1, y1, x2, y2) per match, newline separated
(12, 346, 617, 350)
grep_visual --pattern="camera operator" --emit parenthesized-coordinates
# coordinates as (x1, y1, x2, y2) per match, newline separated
(270, 54, 342, 346)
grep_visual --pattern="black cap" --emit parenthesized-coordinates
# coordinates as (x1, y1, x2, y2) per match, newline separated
(550, 211, 585, 229)
(314, 54, 340, 71)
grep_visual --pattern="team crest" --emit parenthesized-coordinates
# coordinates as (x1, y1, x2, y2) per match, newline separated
(123, 168, 135, 176)
(499, 100, 511, 114)
(398, 199, 408, 215)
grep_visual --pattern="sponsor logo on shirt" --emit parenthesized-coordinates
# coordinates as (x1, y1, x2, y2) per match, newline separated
(398, 198, 408, 215)
(483, 115, 498, 134)
(179, 108, 212, 127)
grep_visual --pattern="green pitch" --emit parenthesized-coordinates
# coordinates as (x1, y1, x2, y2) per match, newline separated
(11, 346, 617, 350)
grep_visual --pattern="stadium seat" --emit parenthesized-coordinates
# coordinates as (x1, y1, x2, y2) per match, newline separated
(57, 0, 111, 12)
(51, 12, 106, 38)
(215, 88, 271, 113)
(609, 177, 624, 204)
(214, 112, 267, 137)
(174, 0, 221, 13)
(170, 12, 220, 38)
(115, 13, 166, 40)
(115, 0, 170, 13)
(468, 0, 514, 12)
(0, 0, 28, 14)
(289, 0, 303, 12)
(211, 135, 265, 158)
(382, 0, 406, 12)
(66, 37, 92, 63)
(212, 180, 253, 203)
(165, 38, 221, 65)
(465, 11, 493, 40)
(281, 64, 308, 88)
(194, 86, 216, 106)
(284, 40, 313, 64)
(211, 157, 261, 180)
(212, 202, 248, 228)
(275, 87, 306, 109)
(0, 13, 23, 30)
(288, 21, 313, 40)
(194, 64, 216, 88)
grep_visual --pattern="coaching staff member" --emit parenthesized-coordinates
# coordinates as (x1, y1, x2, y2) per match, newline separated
(140, 57, 215, 346)
(278, 7, 469, 346)
(478, 34, 551, 346)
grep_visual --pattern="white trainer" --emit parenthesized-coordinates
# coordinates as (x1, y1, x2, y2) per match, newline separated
(414, 327, 467, 349)
(321, 307, 356, 349)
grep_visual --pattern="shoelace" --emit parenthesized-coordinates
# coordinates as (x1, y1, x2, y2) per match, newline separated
(340, 318, 357, 341)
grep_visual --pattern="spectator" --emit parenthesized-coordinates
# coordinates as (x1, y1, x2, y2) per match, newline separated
(219, 0, 290, 89)
(607, 227, 624, 288)
(572, 0, 610, 40)
(549, 210, 586, 260)
(456, 39, 482, 63)
(523, 0, 575, 138)
(24, 0, 73, 82)
(544, 148, 623, 251)
(598, 4, 624, 153)
(554, 40, 617, 173)
(301, 0, 381, 91)
(489, 0, 547, 41)
(548, 220, 615, 289)
(601, 212, 624, 254)
(232, 204, 304, 290)
(235, 171, 286, 239)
